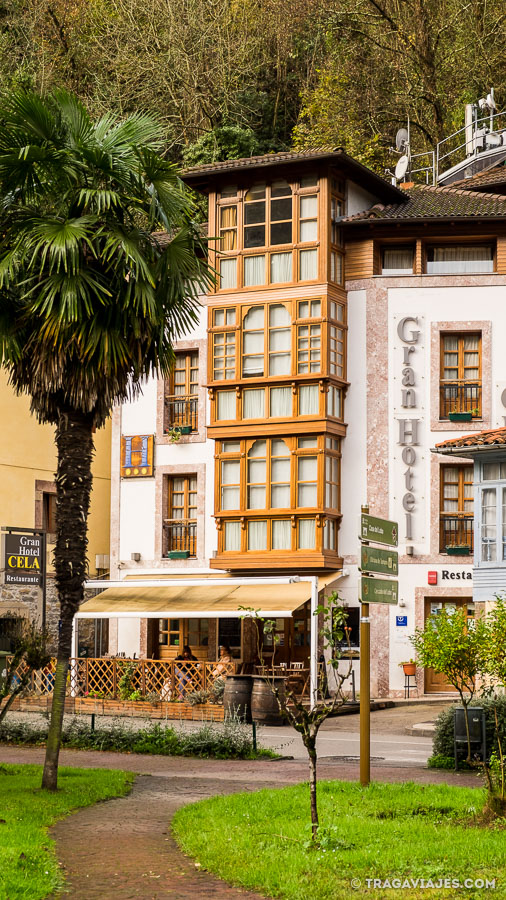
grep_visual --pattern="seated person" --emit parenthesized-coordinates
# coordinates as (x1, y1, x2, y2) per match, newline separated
(211, 644, 233, 678)
(175, 645, 198, 699)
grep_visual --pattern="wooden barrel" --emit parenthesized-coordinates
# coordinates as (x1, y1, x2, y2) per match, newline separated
(223, 675, 253, 722)
(251, 676, 286, 726)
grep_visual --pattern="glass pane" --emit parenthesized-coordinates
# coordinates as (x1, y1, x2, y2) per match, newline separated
(224, 521, 241, 552)
(300, 195, 317, 217)
(272, 438, 289, 456)
(221, 460, 240, 484)
(300, 249, 317, 280)
(300, 219, 317, 242)
(427, 245, 493, 274)
(300, 175, 318, 187)
(243, 388, 265, 419)
(217, 391, 235, 420)
(244, 256, 266, 286)
(248, 520, 267, 550)
(221, 486, 240, 510)
(298, 519, 316, 549)
(245, 184, 266, 201)
(271, 198, 292, 220)
(244, 202, 265, 224)
(298, 483, 317, 506)
(299, 384, 319, 415)
(483, 463, 501, 481)
(298, 437, 317, 448)
(272, 519, 291, 549)
(271, 180, 291, 198)
(270, 387, 292, 417)
(220, 258, 237, 289)
(248, 486, 266, 508)
(382, 247, 414, 273)
(271, 221, 292, 245)
(214, 309, 224, 326)
(299, 456, 317, 480)
(244, 226, 265, 249)
(248, 440, 266, 457)
(226, 308, 236, 325)
(222, 441, 240, 452)
(271, 458, 290, 480)
(271, 252, 292, 283)
(271, 484, 290, 507)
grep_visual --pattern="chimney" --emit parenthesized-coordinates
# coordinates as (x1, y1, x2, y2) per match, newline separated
(399, 181, 415, 190)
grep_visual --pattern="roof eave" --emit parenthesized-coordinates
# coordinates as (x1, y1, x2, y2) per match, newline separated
(431, 443, 506, 457)
(344, 214, 506, 226)
(182, 150, 405, 204)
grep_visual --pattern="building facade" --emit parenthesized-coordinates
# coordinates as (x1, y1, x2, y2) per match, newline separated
(0, 371, 111, 651)
(88, 140, 506, 696)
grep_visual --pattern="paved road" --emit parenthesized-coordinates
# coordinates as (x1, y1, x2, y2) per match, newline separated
(7, 700, 446, 766)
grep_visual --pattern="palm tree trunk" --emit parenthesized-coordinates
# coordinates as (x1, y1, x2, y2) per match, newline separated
(42, 408, 94, 791)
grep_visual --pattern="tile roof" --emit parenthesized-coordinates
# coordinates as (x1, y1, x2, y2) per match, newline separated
(182, 148, 345, 178)
(181, 148, 405, 203)
(450, 162, 506, 192)
(435, 427, 506, 452)
(344, 183, 506, 223)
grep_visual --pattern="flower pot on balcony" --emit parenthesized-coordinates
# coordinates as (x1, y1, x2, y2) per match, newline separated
(445, 545, 471, 555)
(448, 412, 472, 422)
(180, 425, 192, 434)
(168, 550, 190, 559)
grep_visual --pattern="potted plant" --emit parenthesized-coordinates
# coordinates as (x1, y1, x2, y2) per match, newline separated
(445, 543, 471, 556)
(448, 408, 472, 422)
(399, 659, 416, 676)
(168, 425, 182, 443)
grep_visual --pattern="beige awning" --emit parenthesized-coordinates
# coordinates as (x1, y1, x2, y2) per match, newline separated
(77, 572, 342, 619)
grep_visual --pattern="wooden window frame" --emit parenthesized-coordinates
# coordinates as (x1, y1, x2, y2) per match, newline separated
(439, 332, 482, 419)
(439, 464, 474, 553)
(214, 177, 321, 291)
(165, 475, 198, 558)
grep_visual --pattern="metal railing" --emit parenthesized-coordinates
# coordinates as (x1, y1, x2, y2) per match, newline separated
(163, 520, 197, 558)
(440, 381, 481, 419)
(165, 394, 198, 432)
(440, 515, 474, 552)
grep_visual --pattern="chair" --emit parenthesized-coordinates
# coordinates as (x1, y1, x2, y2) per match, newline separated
(289, 661, 304, 670)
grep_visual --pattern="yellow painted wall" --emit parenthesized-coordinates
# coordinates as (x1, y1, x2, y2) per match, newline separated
(0, 371, 110, 574)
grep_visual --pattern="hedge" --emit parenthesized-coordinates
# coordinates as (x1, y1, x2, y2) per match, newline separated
(432, 694, 506, 759)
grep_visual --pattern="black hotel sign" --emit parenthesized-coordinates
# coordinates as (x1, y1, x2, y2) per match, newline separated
(4, 533, 44, 586)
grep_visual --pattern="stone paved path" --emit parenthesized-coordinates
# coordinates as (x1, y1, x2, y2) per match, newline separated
(0, 746, 480, 900)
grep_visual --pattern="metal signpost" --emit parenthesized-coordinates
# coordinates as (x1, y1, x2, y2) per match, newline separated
(359, 507, 398, 787)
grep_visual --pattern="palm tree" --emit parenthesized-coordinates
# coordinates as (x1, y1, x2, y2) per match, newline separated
(0, 89, 211, 790)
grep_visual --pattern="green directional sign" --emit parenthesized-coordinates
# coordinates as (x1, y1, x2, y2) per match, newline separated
(360, 513, 398, 548)
(361, 545, 398, 577)
(361, 576, 398, 605)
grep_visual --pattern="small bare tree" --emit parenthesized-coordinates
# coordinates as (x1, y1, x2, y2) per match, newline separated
(241, 591, 353, 843)
(0, 618, 51, 725)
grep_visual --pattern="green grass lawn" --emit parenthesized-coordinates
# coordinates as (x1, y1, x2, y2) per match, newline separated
(172, 780, 506, 900)
(0, 764, 133, 900)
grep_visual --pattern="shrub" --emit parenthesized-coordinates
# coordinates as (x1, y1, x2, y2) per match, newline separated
(432, 695, 506, 760)
(427, 755, 457, 770)
(186, 690, 210, 706)
(0, 716, 276, 759)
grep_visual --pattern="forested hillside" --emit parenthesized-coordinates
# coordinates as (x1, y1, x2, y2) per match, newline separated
(1, 0, 506, 169)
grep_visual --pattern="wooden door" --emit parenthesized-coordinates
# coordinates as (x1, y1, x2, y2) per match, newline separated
(424, 598, 474, 693)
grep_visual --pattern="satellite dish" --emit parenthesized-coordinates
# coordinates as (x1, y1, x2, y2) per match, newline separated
(395, 155, 409, 180)
(395, 128, 409, 152)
